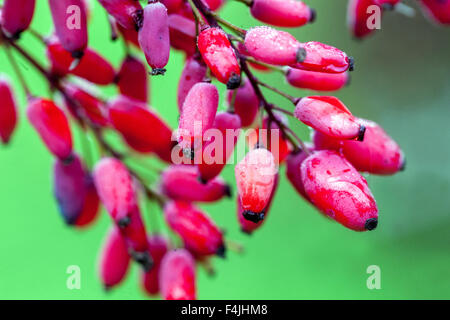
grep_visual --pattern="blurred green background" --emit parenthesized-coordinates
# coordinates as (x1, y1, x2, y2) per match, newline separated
(0, 0, 449, 299)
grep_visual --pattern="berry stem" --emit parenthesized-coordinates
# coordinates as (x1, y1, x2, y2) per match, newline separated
(241, 55, 285, 74)
(187, 0, 207, 26)
(256, 79, 297, 103)
(4, 44, 32, 98)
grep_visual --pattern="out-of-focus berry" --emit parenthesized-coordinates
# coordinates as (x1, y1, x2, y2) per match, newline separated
(177, 56, 207, 112)
(0, 0, 35, 38)
(250, 0, 315, 27)
(0, 78, 18, 144)
(226, 78, 260, 127)
(98, 0, 143, 30)
(117, 55, 149, 102)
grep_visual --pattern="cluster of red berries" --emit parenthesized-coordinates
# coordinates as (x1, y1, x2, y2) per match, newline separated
(0, 0, 444, 300)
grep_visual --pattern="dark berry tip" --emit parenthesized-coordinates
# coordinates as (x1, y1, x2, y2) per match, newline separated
(365, 218, 378, 231)
(296, 47, 307, 63)
(241, 228, 252, 235)
(117, 216, 131, 229)
(131, 251, 154, 272)
(227, 73, 241, 90)
(151, 68, 166, 76)
(309, 8, 317, 23)
(293, 97, 303, 105)
(216, 245, 226, 258)
(381, 3, 394, 11)
(224, 184, 232, 198)
(198, 176, 208, 185)
(183, 147, 195, 160)
(357, 125, 366, 142)
(243, 210, 264, 223)
(71, 50, 84, 59)
(348, 56, 355, 72)
(62, 153, 75, 165)
(133, 9, 144, 31)
(103, 285, 112, 292)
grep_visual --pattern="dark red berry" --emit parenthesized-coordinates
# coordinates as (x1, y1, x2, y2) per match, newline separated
(98, 0, 143, 30)
(0, 78, 18, 144)
(420, 0, 450, 25)
(168, 14, 197, 56)
(117, 55, 149, 102)
(250, 0, 315, 27)
(0, 0, 35, 38)
(141, 235, 169, 296)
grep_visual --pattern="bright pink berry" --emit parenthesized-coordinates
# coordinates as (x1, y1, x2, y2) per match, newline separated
(244, 26, 304, 66)
(160, 0, 183, 13)
(161, 165, 231, 202)
(250, 0, 315, 27)
(74, 176, 100, 228)
(159, 249, 196, 300)
(141, 235, 169, 295)
(97, 0, 143, 30)
(138, 2, 170, 73)
(294, 96, 364, 140)
(0, 0, 35, 38)
(117, 55, 149, 102)
(164, 201, 225, 257)
(235, 148, 278, 222)
(198, 111, 242, 182)
(313, 118, 405, 175)
(99, 227, 131, 289)
(286, 148, 311, 201)
(120, 207, 150, 257)
(420, 0, 450, 25)
(177, 56, 207, 112)
(202, 0, 226, 11)
(27, 98, 73, 160)
(197, 27, 241, 89)
(49, 0, 88, 58)
(168, 14, 196, 56)
(301, 150, 378, 231)
(286, 68, 349, 92)
(226, 78, 260, 127)
(237, 43, 270, 72)
(0, 78, 18, 144)
(347, 0, 379, 39)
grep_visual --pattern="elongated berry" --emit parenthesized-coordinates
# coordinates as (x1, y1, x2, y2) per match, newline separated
(168, 14, 196, 56)
(0, 0, 35, 38)
(286, 68, 349, 92)
(27, 98, 73, 160)
(177, 56, 207, 112)
(159, 249, 196, 300)
(420, 0, 450, 25)
(138, 2, 170, 73)
(99, 227, 130, 289)
(226, 78, 259, 127)
(291, 42, 353, 73)
(117, 55, 149, 102)
(244, 27, 304, 66)
(0, 78, 18, 144)
(49, 0, 88, 57)
(164, 201, 225, 257)
(347, 0, 378, 39)
(98, 0, 143, 30)
(120, 207, 150, 256)
(141, 235, 169, 295)
(250, 0, 315, 27)
(198, 111, 241, 182)
(235, 148, 277, 222)
(197, 27, 241, 89)
(294, 96, 364, 140)
(301, 150, 378, 231)
(313, 118, 405, 175)
(161, 165, 230, 202)
(74, 176, 100, 227)
(286, 148, 311, 201)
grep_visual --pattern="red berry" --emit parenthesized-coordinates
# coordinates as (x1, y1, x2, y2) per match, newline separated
(164, 201, 225, 257)
(237, 43, 270, 72)
(0, 78, 18, 144)
(197, 27, 241, 89)
(138, 2, 170, 73)
(286, 148, 311, 201)
(301, 150, 378, 231)
(97, 0, 143, 30)
(120, 207, 150, 256)
(0, 0, 35, 38)
(141, 235, 169, 295)
(160, 0, 184, 13)
(117, 55, 149, 102)
(286, 68, 349, 92)
(250, 0, 315, 28)
(420, 0, 450, 25)
(202, 0, 226, 11)
(99, 227, 131, 289)
(244, 26, 304, 66)
(74, 176, 100, 227)
(347, 0, 379, 39)
(226, 78, 260, 127)
(294, 96, 364, 140)
(177, 56, 207, 112)
(313, 118, 405, 175)
(235, 148, 278, 222)
(159, 249, 196, 300)
(117, 22, 140, 48)
(291, 41, 353, 73)
(161, 165, 231, 202)
(49, 0, 88, 57)
(168, 14, 197, 56)
(27, 98, 73, 160)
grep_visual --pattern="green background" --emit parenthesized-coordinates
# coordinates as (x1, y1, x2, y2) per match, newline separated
(0, 0, 449, 299)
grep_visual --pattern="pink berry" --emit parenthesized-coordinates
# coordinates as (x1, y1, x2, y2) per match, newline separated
(347, 0, 379, 39)
(120, 207, 150, 257)
(226, 78, 260, 127)
(202, 0, 226, 11)
(27, 98, 73, 160)
(168, 14, 197, 56)
(250, 0, 315, 28)
(141, 235, 169, 295)
(0, 78, 18, 144)
(159, 249, 196, 300)
(177, 56, 207, 112)
(0, 0, 35, 38)
(138, 2, 170, 73)
(286, 68, 349, 92)
(237, 42, 270, 72)
(117, 55, 149, 102)
(294, 96, 364, 140)
(301, 150, 378, 231)
(161, 0, 184, 13)
(97, 0, 143, 30)
(286, 148, 311, 201)
(420, 0, 450, 25)
(164, 201, 225, 257)
(235, 148, 278, 222)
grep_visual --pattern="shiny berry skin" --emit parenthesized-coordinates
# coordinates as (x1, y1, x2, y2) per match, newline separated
(244, 26, 303, 66)
(177, 56, 207, 112)
(286, 148, 311, 201)
(198, 111, 242, 182)
(0, 0, 35, 38)
(141, 235, 169, 295)
(168, 14, 197, 56)
(99, 227, 131, 289)
(0, 78, 18, 144)
(164, 201, 225, 257)
(74, 176, 100, 227)
(286, 68, 349, 92)
(49, 0, 88, 57)
(197, 27, 241, 89)
(159, 249, 196, 300)
(420, 0, 450, 25)
(313, 118, 405, 175)
(226, 78, 260, 127)
(294, 96, 364, 140)
(161, 165, 231, 202)
(250, 0, 315, 28)
(301, 150, 378, 231)
(347, 0, 378, 39)
(291, 41, 352, 73)
(27, 98, 73, 160)
(117, 55, 149, 102)
(138, 2, 170, 73)
(235, 148, 278, 222)
(97, 0, 143, 30)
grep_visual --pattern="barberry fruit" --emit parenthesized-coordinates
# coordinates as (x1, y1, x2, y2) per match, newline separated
(373, 0, 402, 9)
(237, 43, 270, 72)
(286, 68, 349, 92)
(226, 78, 260, 127)
(250, 0, 315, 28)
(286, 148, 311, 201)
(0, 0, 35, 39)
(177, 56, 208, 112)
(117, 22, 140, 48)
(161, 0, 184, 14)
(347, 0, 378, 39)
(0, 77, 18, 144)
(202, 0, 226, 11)
(74, 176, 100, 227)
(98, 0, 143, 30)
(141, 235, 169, 295)
(168, 14, 197, 56)
(117, 55, 149, 102)
(420, 0, 450, 25)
